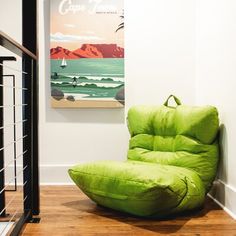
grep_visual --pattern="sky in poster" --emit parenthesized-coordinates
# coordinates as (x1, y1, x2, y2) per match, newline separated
(50, 0, 124, 50)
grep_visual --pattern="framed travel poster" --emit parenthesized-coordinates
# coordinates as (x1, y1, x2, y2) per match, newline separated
(50, 0, 124, 108)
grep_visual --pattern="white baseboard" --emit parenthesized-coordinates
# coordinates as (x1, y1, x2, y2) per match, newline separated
(39, 164, 76, 185)
(5, 164, 76, 185)
(208, 179, 236, 220)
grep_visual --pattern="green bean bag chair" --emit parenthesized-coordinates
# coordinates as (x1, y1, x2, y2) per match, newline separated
(69, 95, 219, 217)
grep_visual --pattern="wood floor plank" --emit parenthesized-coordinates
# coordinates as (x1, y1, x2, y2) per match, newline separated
(21, 186, 236, 236)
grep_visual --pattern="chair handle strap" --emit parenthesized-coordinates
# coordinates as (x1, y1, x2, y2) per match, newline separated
(163, 95, 182, 107)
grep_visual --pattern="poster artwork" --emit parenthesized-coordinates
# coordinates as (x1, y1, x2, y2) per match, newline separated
(50, 0, 124, 108)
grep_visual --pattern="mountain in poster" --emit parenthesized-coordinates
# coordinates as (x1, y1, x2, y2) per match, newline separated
(50, 44, 124, 59)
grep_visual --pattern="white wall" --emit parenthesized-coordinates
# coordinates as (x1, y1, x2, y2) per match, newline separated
(196, 0, 236, 218)
(38, 0, 196, 184)
(0, 1, 22, 42)
(0, 1, 24, 185)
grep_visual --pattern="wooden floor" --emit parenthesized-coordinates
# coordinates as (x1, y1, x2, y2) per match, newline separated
(21, 186, 236, 236)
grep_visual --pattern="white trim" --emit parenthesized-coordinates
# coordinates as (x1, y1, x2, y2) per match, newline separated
(40, 164, 75, 184)
(5, 164, 77, 185)
(217, 179, 236, 194)
(207, 194, 236, 220)
(208, 179, 236, 220)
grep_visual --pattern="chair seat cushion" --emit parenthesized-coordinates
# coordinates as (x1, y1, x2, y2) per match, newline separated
(68, 160, 205, 217)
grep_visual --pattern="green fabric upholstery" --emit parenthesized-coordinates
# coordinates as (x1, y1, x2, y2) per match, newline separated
(69, 95, 219, 217)
(127, 104, 219, 191)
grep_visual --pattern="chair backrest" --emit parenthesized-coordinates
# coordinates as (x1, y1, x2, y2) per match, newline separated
(127, 95, 219, 191)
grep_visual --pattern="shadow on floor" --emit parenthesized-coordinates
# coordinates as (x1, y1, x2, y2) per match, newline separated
(63, 197, 221, 235)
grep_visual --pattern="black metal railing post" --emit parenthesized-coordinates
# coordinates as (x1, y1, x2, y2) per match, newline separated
(22, 56, 33, 221)
(23, 0, 39, 216)
(31, 59, 39, 215)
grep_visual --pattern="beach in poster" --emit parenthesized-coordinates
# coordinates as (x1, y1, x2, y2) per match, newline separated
(50, 0, 124, 108)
